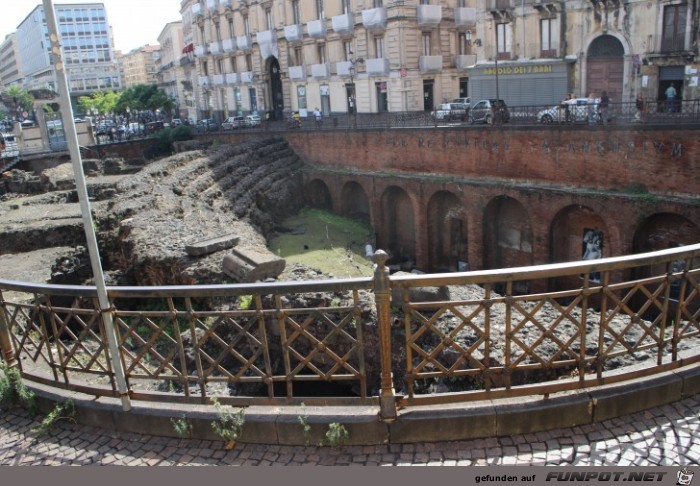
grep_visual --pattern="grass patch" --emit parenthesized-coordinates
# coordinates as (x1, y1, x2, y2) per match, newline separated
(269, 208, 374, 278)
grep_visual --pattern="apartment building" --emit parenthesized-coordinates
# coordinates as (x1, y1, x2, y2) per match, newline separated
(120, 44, 161, 88)
(0, 34, 24, 90)
(181, 0, 697, 121)
(16, 3, 121, 99)
(157, 22, 189, 120)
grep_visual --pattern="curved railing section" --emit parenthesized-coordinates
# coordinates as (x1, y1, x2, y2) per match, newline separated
(0, 244, 698, 419)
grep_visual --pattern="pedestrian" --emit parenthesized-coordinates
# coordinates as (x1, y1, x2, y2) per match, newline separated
(313, 107, 322, 129)
(587, 93, 596, 125)
(561, 93, 572, 123)
(599, 90, 610, 125)
(664, 83, 677, 113)
(635, 93, 645, 123)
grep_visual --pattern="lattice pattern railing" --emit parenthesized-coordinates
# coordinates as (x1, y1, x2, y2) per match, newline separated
(1, 244, 699, 412)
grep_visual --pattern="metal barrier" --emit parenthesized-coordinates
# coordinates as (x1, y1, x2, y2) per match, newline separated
(1, 244, 698, 420)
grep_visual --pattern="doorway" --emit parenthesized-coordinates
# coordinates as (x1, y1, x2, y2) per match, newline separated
(423, 79, 434, 111)
(586, 35, 624, 102)
(345, 83, 355, 113)
(375, 82, 388, 113)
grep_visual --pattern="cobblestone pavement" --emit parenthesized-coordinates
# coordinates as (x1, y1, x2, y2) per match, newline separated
(0, 394, 698, 466)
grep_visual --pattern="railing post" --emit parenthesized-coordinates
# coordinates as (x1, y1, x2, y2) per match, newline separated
(373, 250, 397, 422)
(0, 294, 18, 369)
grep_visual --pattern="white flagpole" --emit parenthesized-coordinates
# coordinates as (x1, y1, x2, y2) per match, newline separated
(42, 0, 131, 411)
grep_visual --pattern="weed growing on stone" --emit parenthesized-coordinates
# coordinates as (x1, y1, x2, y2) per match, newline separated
(210, 398, 246, 449)
(171, 414, 193, 438)
(297, 402, 312, 446)
(321, 422, 349, 448)
(0, 363, 36, 414)
(31, 399, 76, 437)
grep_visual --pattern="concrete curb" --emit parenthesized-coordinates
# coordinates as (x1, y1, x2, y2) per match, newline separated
(25, 362, 700, 445)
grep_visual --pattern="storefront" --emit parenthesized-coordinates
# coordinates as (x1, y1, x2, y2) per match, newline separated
(467, 59, 575, 107)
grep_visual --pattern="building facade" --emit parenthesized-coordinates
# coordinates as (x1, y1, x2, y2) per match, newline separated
(180, 0, 698, 122)
(157, 22, 189, 120)
(15, 3, 121, 99)
(0, 34, 24, 91)
(120, 45, 161, 88)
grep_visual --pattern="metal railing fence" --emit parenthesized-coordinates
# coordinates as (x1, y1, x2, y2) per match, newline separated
(1, 244, 698, 419)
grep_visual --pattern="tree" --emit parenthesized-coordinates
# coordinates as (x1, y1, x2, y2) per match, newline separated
(0, 86, 34, 118)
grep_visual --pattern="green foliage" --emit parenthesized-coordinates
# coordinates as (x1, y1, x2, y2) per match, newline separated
(1, 85, 34, 114)
(152, 126, 194, 156)
(238, 295, 254, 310)
(171, 414, 193, 438)
(31, 399, 76, 437)
(297, 403, 312, 446)
(321, 422, 349, 448)
(0, 363, 36, 414)
(210, 398, 246, 445)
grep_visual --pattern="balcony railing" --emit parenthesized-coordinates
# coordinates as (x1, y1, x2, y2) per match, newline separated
(225, 72, 239, 85)
(208, 41, 223, 56)
(240, 71, 255, 84)
(222, 38, 237, 53)
(454, 7, 476, 31)
(197, 75, 209, 86)
(206, 0, 219, 13)
(365, 57, 389, 76)
(332, 13, 354, 38)
(307, 19, 327, 39)
(284, 24, 304, 43)
(194, 45, 208, 58)
(336, 60, 352, 78)
(417, 5, 442, 29)
(455, 54, 477, 70)
(311, 63, 331, 79)
(191, 3, 203, 18)
(362, 7, 387, 33)
(419, 55, 443, 74)
(236, 35, 253, 52)
(289, 65, 306, 81)
(212, 74, 225, 86)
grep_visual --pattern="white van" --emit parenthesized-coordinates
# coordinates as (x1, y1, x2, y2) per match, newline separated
(1, 132, 19, 159)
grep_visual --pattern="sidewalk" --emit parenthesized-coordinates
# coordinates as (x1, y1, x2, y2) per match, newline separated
(0, 394, 697, 466)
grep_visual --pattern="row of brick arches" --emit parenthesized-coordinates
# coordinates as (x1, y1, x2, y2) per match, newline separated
(306, 176, 700, 279)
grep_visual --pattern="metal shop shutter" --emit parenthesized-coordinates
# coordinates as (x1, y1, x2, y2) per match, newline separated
(659, 66, 685, 80)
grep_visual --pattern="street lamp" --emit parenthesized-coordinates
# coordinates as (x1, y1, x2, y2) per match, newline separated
(348, 49, 364, 128)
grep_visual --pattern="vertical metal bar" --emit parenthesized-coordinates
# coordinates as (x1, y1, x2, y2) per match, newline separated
(42, 0, 131, 410)
(596, 272, 610, 381)
(253, 294, 274, 399)
(484, 283, 492, 392)
(353, 289, 367, 398)
(579, 272, 589, 384)
(184, 297, 204, 400)
(373, 250, 397, 422)
(276, 293, 293, 399)
(0, 290, 17, 369)
(171, 297, 190, 398)
(504, 280, 512, 390)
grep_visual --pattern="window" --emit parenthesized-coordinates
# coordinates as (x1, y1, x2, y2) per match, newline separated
(344, 41, 353, 61)
(422, 32, 431, 56)
(215, 23, 221, 42)
(243, 15, 250, 35)
(317, 43, 326, 63)
(420, 0, 430, 4)
(230, 56, 237, 72)
(662, 4, 687, 52)
(373, 0, 383, 7)
(457, 0, 467, 7)
(265, 8, 273, 31)
(202, 60, 209, 76)
(294, 46, 303, 66)
(316, 0, 324, 19)
(458, 33, 471, 55)
(375, 36, 384, 58)
(343, 0, 351, 14)
(496, 23, 511, 60)
(218, 59, 224, 74)
(228, 19, 234, 38)
(292, 0, 300, 24)
(540, 18, 556, 57)
(245, 54, 252, 71)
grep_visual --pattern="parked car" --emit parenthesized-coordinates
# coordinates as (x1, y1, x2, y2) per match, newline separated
(470, 99, 510, 124)
(125, 122, 145, 139)
(245, 114, 262, 127)
(222, 116, 246, 130)
(451, 97, 471, 116)
(430, 103, 468, 121)
(170, 118, 183, 127)
(537, 98, 600, 124)
(0, 132, 19, 159)
(146, 121, 165, 134)
(196, 119, 220, 132)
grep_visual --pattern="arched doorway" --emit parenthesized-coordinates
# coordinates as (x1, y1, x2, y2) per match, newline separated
(427, 191, 467, 272)
(379, 186, 416, 267)
(267, 57, 284, 120)
(586, 35, 624, 102)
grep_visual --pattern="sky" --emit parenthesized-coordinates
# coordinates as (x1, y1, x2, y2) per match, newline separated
(0, 0, 182, 53)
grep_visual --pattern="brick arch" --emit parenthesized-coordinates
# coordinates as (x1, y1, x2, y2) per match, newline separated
(306, 179, 333, 210)
(632, 213, 700, 253)
(340, 181, 371, 225)
(550, 205, 609, 263)
(378, 186, 416, 266)
(427, 190, 467, 272)
(483, 196, 533, 272)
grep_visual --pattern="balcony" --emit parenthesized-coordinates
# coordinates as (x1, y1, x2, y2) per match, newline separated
(489, 0, 513, 21)
(191, 3, 203, 19)
(331, 13, 354, 38)
(221, 0, 233, 9)
(256, 30, 278, 59)
(198, 75, 210, 87)
(222, 38, 237, 53)
(236, 35, 253, 52)
(212, 74, 225, 86)
(417, 5, 442, 29)
(455, 54, 477, 70)
(194, 45, 208, 58)
(311, 63, 331, 80)
(240, 71, 256, 84)
(366, 57, 389, 76)
(362, 7, 387, 34)
(284, 24, 304, 43)
(336, 61, 352, 78)
(419, 55, 443, 74)
(209, 41, 223, 56)
(289, 65, 306, 81)
(225, 73, 239, 85)
(454, 7, 476, 31)
(207, 0, 219, 14)
(307, 19, 327, 39)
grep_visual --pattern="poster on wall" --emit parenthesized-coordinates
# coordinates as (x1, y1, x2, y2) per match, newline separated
(582, 229, 604, 282)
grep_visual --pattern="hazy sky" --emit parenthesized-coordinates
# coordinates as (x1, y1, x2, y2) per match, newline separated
(0, 0, 182, 52)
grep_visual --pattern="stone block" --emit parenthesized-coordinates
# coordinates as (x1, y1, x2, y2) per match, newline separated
(186, 233, 240, 257)
(390, 271, 450, 306)
(222, 248, 286, 282)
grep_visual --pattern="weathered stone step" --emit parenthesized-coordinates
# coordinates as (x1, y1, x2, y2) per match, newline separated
(185, 233, 240, 257)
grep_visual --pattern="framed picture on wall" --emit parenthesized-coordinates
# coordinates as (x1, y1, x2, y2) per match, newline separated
(582, 229, 604, 283)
